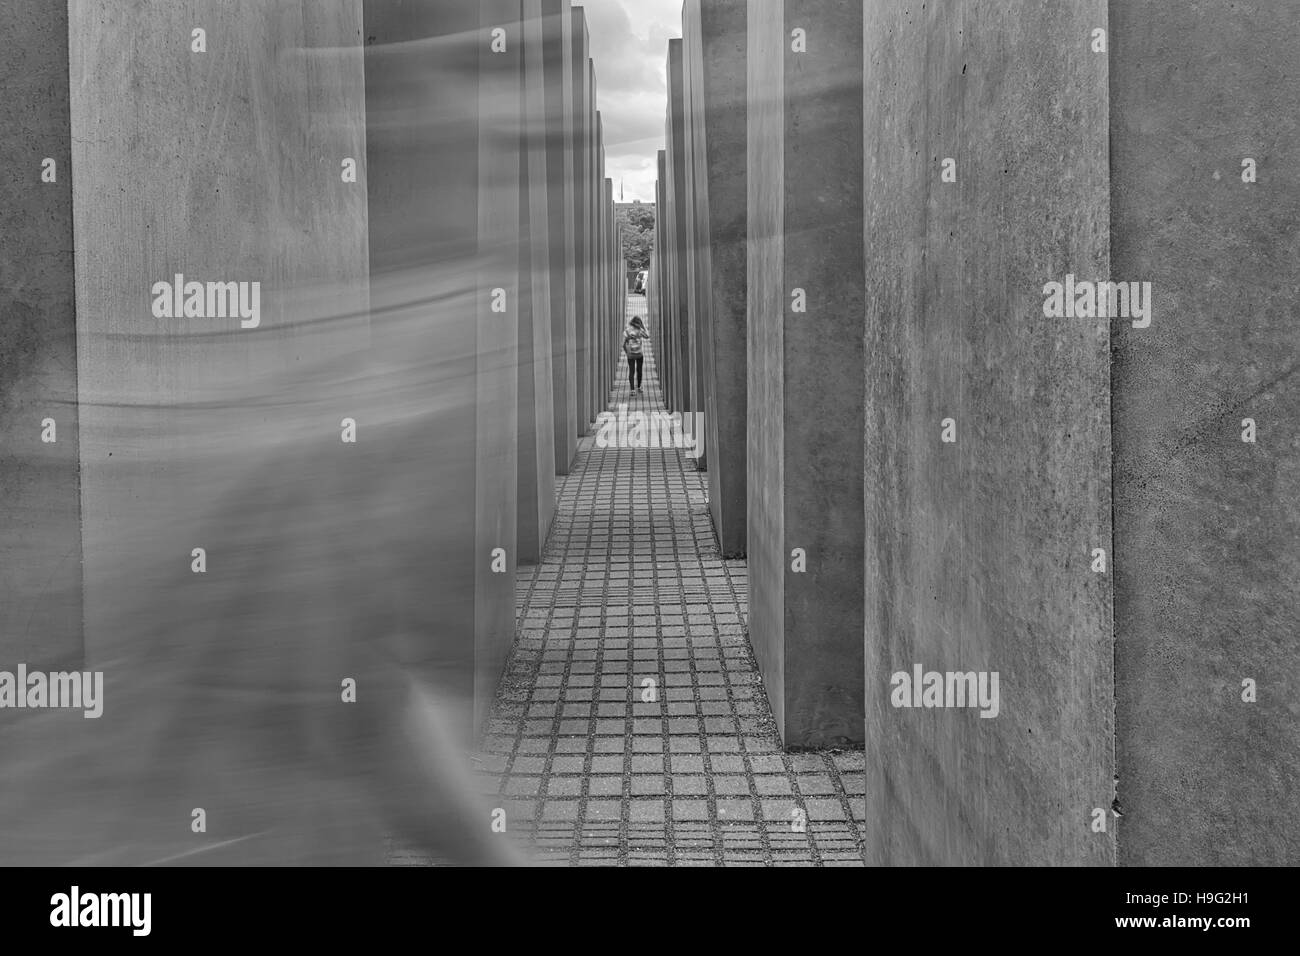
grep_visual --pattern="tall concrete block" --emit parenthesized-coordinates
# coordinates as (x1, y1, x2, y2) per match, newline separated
(591, 113, 599, 414)
(569, 19, 590, 437)
(861, 1, 1112, 865)
(595, 127, 603, 409)
(543, 0, 578, 474)
(363, 0, 521, 739)
(666, 42, 694, 416)
(746, 0, 864, 748)
(67, 0, 371, 677)
(673, 37, 707, 468)
(595, 118, 607, 405)
(647, 246, 661, 374)
(582, 58, 595, 429)
(655, 154, 675, 408)
(472, 0, 524, 729)
(601, 175, 609, 402)
(0, 1, 83, 673)
(611, 181, 620, 378)
(662, 151, 680, 410)
(1111, 1, 1300, 865)
(517, 0, 557, 562)
(617, 220, 628, 352)
(2, 0, 376, 865)
(604, 178, 615, 399)
(684, 0, 748, 546)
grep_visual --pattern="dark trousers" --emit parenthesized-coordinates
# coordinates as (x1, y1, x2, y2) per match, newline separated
(627, 355, 644, 389)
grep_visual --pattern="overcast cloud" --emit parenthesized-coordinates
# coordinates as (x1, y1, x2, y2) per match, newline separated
(579, 0, 683, 203)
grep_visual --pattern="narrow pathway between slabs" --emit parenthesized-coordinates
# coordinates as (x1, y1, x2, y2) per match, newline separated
(475, 297, 864, 865)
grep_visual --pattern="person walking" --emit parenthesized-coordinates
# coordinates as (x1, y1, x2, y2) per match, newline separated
(623, 315, 650, 394)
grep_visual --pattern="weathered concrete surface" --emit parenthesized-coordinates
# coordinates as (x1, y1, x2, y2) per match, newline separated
(8, 0, 378, 865)
(747, 0, 864, 749)
(596, 136, 604, 411)
(68, 0, 371, 680)
(666, 41, 694, 417)
(579, 59, 597, 431)
(1111, 0, 1300, 866)
(471, 0, 524, 730)
(648, 223, 664, 389)
(569, 20, 590, 437)
(655, 152, 675, 408)
(595, 124, 607, 406)
(676, 33, 707, 476)
(662, 114, 677, 406)
(647, 246, 661, 370)
(595, 95, 604, 422)
(364, 0, 520, 737)
(862, 0, 1112, 865)
(0, 1, 84, 672)
(62, 0, 517, 748)
(616, 218, 628, 353)
(544, 0, 578, 473)
(684, 0, 747, 552)
(604, 177, 616, 401)
(517, 0, 557, 562)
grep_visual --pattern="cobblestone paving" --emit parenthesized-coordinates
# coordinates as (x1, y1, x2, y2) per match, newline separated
(454, 300, 867, 867)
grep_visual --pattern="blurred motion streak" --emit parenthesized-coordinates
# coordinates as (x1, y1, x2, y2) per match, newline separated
(0, 8, 530, 867)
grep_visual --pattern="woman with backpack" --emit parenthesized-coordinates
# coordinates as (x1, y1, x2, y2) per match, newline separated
(623, 315, 650, 394)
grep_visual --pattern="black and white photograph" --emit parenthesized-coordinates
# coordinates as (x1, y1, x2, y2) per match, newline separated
(0, 0, 1292, 933)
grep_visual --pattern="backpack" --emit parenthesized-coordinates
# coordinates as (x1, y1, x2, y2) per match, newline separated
(624, 327, 644, 355)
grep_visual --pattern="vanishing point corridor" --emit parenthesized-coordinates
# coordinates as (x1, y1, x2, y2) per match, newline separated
(394, 299, 866, 866)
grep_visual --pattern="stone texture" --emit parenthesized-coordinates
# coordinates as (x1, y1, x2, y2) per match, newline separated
(570, 19, 592, 439)
(676, 30, 707, 473)
(1110, 0, 1300, 866)
(683, 0, 748, 554)
(861, 0, 1112, 865)
(517, 0, 557, 562)
(363, 0, 521, 736)
(68, 0, 371, 680)
(665, 40, 694, 417)
(0, 0, 83, 672)
(544, 0, 578, 474)
(655, 152, 675, 410)
(746, 0, 865, 748)
(4, 0, 380, 866)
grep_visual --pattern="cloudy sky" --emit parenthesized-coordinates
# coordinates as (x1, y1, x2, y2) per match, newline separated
(579, 0, 683, 203)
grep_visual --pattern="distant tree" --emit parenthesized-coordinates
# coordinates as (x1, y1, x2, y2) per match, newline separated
(617, 205, 655, 272)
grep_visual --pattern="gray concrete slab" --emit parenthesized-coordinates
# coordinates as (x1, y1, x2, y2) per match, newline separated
(569, 11, 592, 442)
(0, 0, 84, 672)
(746, 0, 864, 749)
(684, 0, 748, 550)
(595, 121, 607, 409)
(666, 41, 694, 417)
(675, 35, 707, 472)
(68, 0, 372, 688)
(364, 0, 522, 737)
(517, 0, 557, 563)
(581, 60, 598, 432)
(10, 0, 380, 865)
(473, 0, 525, 732)
(655, 154, 675, 409)
(543, 0, 578, 474)
(861, 0, 1112, 864)
(1110, 0, 1300, 866)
